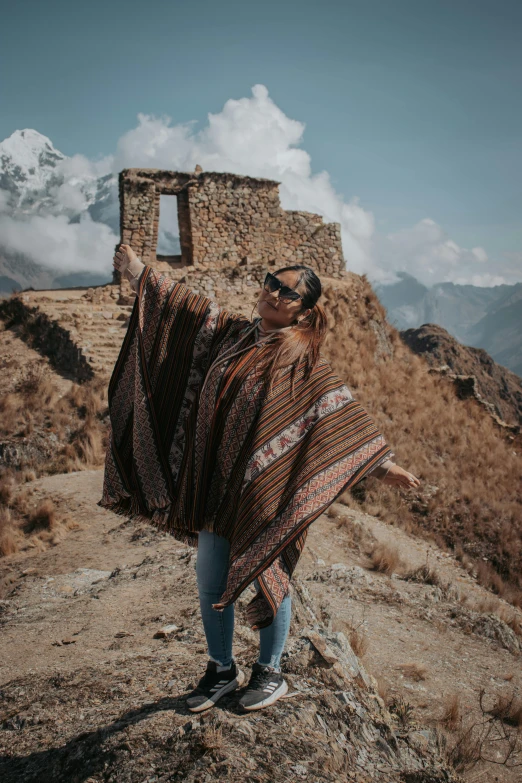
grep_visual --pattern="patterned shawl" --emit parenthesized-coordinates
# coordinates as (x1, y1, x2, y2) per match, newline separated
(100, 267, 393, 629)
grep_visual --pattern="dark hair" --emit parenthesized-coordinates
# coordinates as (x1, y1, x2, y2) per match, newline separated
(258, 264, 328, 391)
(274, 264, 322, 309)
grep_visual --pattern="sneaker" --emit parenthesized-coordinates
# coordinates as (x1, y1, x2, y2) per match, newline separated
(239, 662, 288, 711)
(186, 661, 244, 713)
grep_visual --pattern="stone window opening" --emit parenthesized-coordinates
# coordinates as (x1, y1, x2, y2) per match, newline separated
(156, 191, 193, 268)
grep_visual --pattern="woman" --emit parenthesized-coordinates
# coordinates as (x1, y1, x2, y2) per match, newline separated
(103, 244, 420, 713)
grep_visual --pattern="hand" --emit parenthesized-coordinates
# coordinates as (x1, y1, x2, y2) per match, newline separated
(113, 244, 143, 279)
(381, 464, 420, 490)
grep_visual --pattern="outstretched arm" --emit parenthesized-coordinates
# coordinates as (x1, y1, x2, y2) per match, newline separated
(371, 459, 420, 489)
(113, 244, 145, 292)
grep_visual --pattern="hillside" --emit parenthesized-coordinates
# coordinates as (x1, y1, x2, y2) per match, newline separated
(320, 275, 522, 605)
(399, 324, 522, 426)
(1, 271, 522, 780)
(1, 271, 522, 603)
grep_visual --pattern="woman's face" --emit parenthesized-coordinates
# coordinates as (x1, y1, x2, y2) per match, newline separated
(256, 271, 310, 328)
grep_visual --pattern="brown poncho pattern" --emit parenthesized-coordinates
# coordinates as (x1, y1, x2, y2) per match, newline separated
(100, 267, 393, 629)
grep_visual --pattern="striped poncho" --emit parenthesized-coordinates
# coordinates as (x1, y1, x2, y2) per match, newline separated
(100, 267, 393, 629)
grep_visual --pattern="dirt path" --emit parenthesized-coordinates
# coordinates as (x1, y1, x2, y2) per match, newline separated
(1, 470, 521, 781)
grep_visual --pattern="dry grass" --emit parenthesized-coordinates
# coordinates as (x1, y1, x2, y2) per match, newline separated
(0, 475, 16, 506)
(368, 542, 401, 575)
(0, 505, 22, 556)
(321, 275, 522, 607)
(0, 492, 76, 557)
(71, 418, 105, 465)
(67, 379, 107, 419)
(439, 693, 462, 731)
(0, 358, 105, 558)
(0, 364, 107, 484)
(374, 675, 391, 705)
(15, 365, 57, 408)
(327, 509, 375, 550)
(0, 364, 107, 557)
(398, 662, 427, 682)
(403, 562, 442, 587)
(473, 595, 502, 615)
(201, 726, 224, 753)
(505, 614, 522, 640)
(436, 688, 522, 773)
(349, 627, 369, 657)
(24, 499, 56, 534)
(444, 726, 482, 773)
(487, 693, 522, 728)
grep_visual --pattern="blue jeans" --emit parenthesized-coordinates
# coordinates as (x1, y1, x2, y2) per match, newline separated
(196, 529, 291, 671)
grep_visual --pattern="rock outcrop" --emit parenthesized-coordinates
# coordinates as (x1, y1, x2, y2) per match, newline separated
(400, 324, 522, 428)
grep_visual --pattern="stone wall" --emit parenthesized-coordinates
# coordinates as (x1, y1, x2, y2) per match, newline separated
(118, 168, 346, 302)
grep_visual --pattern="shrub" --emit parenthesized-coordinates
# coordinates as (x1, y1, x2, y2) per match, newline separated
(439, 693, 462, 731)
(368, 542, 401, 575)
(24, 500, 56, 534)
(0, 506, 20, 556)
(398, 662, 427, 682)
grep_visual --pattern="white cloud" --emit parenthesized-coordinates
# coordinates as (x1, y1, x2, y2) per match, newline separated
(113, 86, 518, 285)
(57, 153, 112, 181)
(2, 85, 520, 287)
(51, 154, 113, 216)
(113, 84, 376, 275)
(0, 212, 116, 274)
(0, 189, 11, 211)
(54, 182, 89, 213)
(376, 218, 517, 287)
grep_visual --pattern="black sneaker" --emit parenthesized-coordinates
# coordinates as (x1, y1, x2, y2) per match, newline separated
(186, 661, 244, 713)
(239, 662, 288, 711)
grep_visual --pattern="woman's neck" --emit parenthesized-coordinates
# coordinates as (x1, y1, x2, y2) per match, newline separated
(258, 318, 287, 334)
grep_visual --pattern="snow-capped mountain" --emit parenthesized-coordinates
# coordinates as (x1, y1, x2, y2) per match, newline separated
(0, 129, 118, 222)
(0, 128, 185, 292)
(0, 129, 65, 209)
(0, 129, 119, 290)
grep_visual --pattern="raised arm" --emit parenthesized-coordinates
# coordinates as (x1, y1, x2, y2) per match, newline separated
(112, 242, 248, 360)
(113, 244, 145, 292)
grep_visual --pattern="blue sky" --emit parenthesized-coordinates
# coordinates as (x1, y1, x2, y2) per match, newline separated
(1, 0, 521, 284)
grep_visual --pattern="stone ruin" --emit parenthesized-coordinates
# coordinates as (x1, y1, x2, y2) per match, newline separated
(0, 169, 347, 383)
(117, 168, 346, 302)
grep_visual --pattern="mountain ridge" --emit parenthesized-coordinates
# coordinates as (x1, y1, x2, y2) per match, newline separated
(377, 273, 522, 377)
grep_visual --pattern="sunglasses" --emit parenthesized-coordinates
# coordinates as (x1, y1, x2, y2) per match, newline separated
(263, 272, 302, 304)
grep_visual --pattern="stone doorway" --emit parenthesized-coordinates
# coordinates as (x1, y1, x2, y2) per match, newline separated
(156, 191, 193, 269)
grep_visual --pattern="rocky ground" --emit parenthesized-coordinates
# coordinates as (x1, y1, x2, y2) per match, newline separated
(1, 470, 521, 782)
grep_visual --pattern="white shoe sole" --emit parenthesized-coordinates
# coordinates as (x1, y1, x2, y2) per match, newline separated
(187, 669, 245, 713)
(241, 679, 288, 711)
